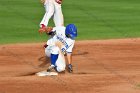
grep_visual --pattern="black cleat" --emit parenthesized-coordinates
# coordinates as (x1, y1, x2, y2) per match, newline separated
(47, 65, 55, 72)
(68, 64, 73, 73)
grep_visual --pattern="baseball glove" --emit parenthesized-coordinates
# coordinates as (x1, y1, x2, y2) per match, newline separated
(39, 26, 53, 34)
(45, 27, 53, 33)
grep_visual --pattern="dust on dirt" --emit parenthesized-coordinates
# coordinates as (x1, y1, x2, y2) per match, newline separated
(0, 38, 140, 93)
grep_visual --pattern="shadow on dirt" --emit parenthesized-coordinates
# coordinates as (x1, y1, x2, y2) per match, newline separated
(73, 51, 88, 56)
(19, 72, 37, 76)
(19, 51, 89, 76)
(38, 56, 50, 68)
(37, 51, 89, 66)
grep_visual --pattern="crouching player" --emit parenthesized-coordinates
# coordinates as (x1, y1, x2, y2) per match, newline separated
(40, 24, 77, 74)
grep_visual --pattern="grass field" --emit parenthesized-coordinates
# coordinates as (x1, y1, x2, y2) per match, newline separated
(0, 0, 140, 44)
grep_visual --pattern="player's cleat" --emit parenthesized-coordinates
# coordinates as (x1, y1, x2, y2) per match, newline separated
(68, 64, 73, 73)
(47, 65, 55, 72)
(36, 70, 58, 76)
(55, 0, 62, 4)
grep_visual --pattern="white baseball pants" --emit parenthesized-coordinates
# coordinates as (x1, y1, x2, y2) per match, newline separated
(45, 46, 66, 72)
(40, 0, 64, 27)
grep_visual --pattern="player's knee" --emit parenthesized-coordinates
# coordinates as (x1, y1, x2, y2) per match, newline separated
(46, 11, 54, 17)
(51, 47, 59, 54)
(56, 66, 65, 72)
(45, 47, 51, 57)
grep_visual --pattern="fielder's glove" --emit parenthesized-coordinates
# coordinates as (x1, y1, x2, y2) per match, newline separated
(68, 64, 73, 73)
(39, 25, 53, 34)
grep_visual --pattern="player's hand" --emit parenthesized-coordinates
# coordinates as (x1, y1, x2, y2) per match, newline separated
(38, 26, 53, 34)
(55, 0, 62, 4)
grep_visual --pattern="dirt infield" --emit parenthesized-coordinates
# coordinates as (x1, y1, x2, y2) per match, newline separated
(0, 38, 140, 93)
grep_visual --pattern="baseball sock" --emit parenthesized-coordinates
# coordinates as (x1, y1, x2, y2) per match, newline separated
(41, 24, 45, 28)
(51, 54, 58, 66)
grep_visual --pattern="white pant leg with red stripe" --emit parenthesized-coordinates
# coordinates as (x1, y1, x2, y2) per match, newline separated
(40, 0, 54, 27)
(53, 0, 64, 26)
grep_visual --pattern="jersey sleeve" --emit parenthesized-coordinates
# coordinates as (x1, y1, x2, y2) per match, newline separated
(66, 40, 75, 53)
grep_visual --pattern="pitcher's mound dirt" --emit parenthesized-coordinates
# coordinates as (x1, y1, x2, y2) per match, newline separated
(0, 38, 140, 93)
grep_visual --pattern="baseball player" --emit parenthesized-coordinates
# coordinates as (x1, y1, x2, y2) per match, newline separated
(40, 24, 77, 73)
(39, 0, 64, 32)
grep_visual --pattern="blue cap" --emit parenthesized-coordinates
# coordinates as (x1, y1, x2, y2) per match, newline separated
(65, 24, 77, 39)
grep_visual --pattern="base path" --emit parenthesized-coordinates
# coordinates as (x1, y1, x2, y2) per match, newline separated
(0, 38, 140, 93)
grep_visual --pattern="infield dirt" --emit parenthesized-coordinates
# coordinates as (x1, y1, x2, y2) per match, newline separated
(0, 38, 140, 93)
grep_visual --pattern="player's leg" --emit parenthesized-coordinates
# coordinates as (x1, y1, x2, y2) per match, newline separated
(45, 45, 51, 57)
(44, 46, 57, 71)
(45, 46, 66, 72)
(49, 47, 66, 72)
(53, 1, 64, 26)
(55, 51, 66, 72)
(40, 0, 55, 27)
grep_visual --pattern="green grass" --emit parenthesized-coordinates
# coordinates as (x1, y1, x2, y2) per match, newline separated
(0, 0, 140, 44)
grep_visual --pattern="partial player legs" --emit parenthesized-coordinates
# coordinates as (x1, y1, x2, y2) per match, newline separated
(40, 0, 55, 27)
(53, 2, 64, 26)
(55, 53, 66, 72)
(46, 53, 66, 72)
(45, 46, 66, 73)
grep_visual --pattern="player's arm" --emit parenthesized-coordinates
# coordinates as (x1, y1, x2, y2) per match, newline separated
(65, 42, 75, 73)
(66, 52, 73, 73)
(39, 26, 56, 36)
(66, 53, 72, 64)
